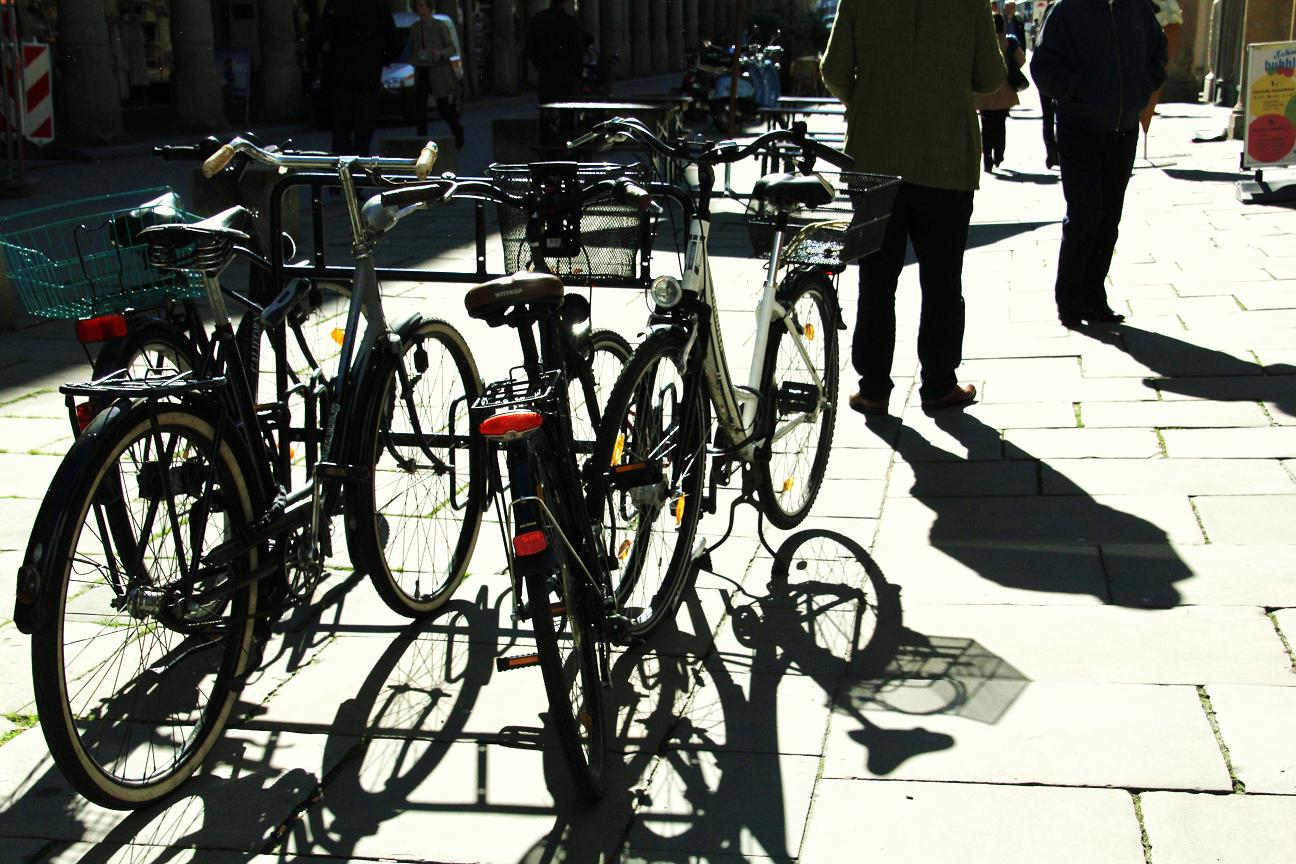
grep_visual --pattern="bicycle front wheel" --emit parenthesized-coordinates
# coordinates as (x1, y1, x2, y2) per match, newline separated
(348, 319, 485, 617)
(592, 326, 708, 639)
(568, 328, 632, 461)
(29, 402, 260, 808)
(757, 270, 840, 529)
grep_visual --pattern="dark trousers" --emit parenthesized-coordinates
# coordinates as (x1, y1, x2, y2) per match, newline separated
(855, 182, 974, 401)
(413, 67, 464, 141)
(1054, 124, 1139, 317)
(980, 110, 1009, 165)
(329, 78, 381, 156)
(1041, 97, 1057, 160)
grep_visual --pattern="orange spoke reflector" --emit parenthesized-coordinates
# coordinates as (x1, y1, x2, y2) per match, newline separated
(782, 477, 795, 493)
(512, 529, 548, 557)
(479, 411, 544, 439)
(611, 433, 625, 465)
(496, 653, 540, 671)
(617, 539, 632, 561)
(674, 495, 686, 525)
(75, 314, 128, 345)
(805, 322, 815, 341)
(330, 328, 346, 346)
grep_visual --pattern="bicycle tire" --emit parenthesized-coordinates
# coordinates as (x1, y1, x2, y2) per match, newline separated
(756, 269, 840, 529)
(92, 316, 198, 380)
(591, 326, 708, 640)
(568, 328, 632, 461)
(348, 319, 485, 618)
(29, 401, 261, 809)
(524, 437, 608, 802)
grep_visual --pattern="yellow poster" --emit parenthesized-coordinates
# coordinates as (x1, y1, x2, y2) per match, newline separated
(1243, 41, 1296, 168)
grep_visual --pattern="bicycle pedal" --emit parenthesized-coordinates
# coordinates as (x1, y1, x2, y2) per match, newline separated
(315, 462, 371, 483)
(496, 653, 541, 672)
(549, 602, 567, 617)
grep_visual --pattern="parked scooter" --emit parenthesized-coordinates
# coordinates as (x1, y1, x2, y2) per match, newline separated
(680, 40, 731, 118)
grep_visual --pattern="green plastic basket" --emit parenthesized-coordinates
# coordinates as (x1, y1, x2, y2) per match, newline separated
(0, 187, 203, 320)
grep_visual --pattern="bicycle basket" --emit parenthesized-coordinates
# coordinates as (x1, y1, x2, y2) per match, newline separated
(489, 162, 655, 286)
(745, 171, 901, 269)
(0, 187, 203, 320)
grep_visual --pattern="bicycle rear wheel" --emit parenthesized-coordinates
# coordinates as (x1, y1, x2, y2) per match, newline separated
(592, 326, 708, 640)
(756, 270, 839, 529)
(520, 439, 608, 802)
(29, 402, 260, 808)
(349, 319, 485, 617)
(567, 328, 632, 461)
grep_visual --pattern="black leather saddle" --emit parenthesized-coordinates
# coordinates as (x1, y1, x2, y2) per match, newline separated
(751, 173, 835, 212)
(465, 272, 564, 324)
(138, 205, 253, 248)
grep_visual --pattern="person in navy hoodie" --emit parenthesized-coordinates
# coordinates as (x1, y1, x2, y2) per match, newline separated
(1030, 0, 1166, 328)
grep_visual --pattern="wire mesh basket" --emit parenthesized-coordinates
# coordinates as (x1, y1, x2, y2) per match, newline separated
(745, 171, 901, 269)
(0, 187, 203, 320)
(489, 162, 655, 286)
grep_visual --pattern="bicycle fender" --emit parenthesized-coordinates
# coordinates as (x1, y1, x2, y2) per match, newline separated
(13, 398, 133, 634)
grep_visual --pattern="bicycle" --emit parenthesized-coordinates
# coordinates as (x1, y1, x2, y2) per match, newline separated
(9, 138, 494, 808)
(569, 118, 899, 640)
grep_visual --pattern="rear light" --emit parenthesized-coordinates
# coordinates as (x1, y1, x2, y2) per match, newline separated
(75, 401, 100, 431)
(74, 314, 127, 345)
(513, 529, 548, 557)
(479, 411, 543, 441)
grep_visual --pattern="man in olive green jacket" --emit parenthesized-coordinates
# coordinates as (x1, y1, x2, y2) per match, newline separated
(822, 0, 1004, 414)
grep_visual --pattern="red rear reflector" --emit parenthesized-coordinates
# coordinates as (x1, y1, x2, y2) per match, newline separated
(512, 529, 548, 557)
(74, 314, 128, 345)
(479, 411, 543, 439)
(75, 401, 99, 431)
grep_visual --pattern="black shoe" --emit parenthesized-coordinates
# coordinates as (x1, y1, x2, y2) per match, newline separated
(1082, 307, 1126, 324)
(984, 157, 993, 174)
(1058, 310, 1083, 329)
(454, 128, 465, 150)
(1045, 153, 1059, 169)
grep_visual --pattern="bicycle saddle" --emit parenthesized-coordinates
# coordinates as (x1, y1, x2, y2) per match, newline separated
(465, 272, 564, 324)
(751, 172, 835, 212)
(138, 205, 253, 248)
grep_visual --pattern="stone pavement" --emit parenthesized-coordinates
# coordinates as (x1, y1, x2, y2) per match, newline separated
(1, 87, 1295, 863)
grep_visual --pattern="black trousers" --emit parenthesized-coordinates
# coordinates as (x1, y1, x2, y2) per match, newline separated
(1054, 124, 1139, 317)
(855, 182, 975, 401)
(413, 67, 464, 140)
(980, 110, 1009, 165)
(1041, 97, 1057, 160)
(329, 77, 381, 156)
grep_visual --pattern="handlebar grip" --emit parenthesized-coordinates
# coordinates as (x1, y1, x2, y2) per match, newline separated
(614, 180, 656, 212)
(567, 130, 601, 149)
(803, 137, 854, 170)
(381, 180, 453, 209)
(414, 141, 439, 180)
(202, 144, 236, 179)
(155, 144, 202, 161)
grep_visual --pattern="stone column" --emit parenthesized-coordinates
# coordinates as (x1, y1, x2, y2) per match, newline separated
(259, 0, 302, 120)
(685, 0, 699, 54)
(651, 0, 669, 71)
(55, 0, 123, 143)
(668, 0, 686, 70)
(699, 0, 714, 43)
(1229, 0, 1296, 137)
(580, 0, 599, 48)
(494, 0, 519, 93)
(600, 0, 624, 79)
(632, 0, 651, 74)
(170, 0, 225, 131)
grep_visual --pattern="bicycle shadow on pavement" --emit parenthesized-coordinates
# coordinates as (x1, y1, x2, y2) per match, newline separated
(865, 412, 1192, 607)
(1079, 324, 1296, 420)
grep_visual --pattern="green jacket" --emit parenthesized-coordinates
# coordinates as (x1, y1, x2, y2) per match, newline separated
(821, 0, 1006, 191)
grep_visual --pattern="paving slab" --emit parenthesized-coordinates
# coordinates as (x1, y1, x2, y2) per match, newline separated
(1193, 495, 1296, 545)
(667, 668, 835, 756)
(1041, 457, 1293, 496)
(35, 842, 259, 863)
(0, 838, 52, 864)
(1003, 428, 1164, 458)
(822, 681, 1230, 790)
(800, 780, 1146, 864)
(896, 604, 1294, 686)
(1207, 685, 1296, 794)
(1107, 544, 1296, 607)
(0, 497, 41, 552)
(1078, 399, 1272, 428)
(1139, 791, 1296, 864)
(0, 625, 35, 714)
(1161, 427, 1296, 459)
(887, 458, 1038, 497)
(872, 542, 1109, 605)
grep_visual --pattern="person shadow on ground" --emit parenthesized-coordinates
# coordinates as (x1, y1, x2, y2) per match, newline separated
(865, 410, 1192, 607)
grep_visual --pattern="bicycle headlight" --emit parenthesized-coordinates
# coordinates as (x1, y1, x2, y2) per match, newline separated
(650, 275, 683, 309)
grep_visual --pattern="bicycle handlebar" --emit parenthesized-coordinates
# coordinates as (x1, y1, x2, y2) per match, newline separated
(377, 173, 661, 215)
(200, 136, 442, 181)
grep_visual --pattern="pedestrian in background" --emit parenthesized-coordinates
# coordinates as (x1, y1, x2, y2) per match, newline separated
(526, 0, 584, 105)
(311, 0, 399, 156)
(821, 0, 1004, 415)
(1030, 0, 1166, 328)
(976, 13, 1025, 174)
(408, 0, 465, 149)
(1003, 0, 1026, 44)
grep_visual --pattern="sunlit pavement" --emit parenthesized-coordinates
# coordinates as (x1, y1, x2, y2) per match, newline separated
(1, 83, 1295, 864)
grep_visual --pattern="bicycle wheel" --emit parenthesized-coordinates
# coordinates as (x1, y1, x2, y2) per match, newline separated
(29, 402, 261, 809)
(348, 319, 485, 617)
(93, 317, 197, 380)
(592, 326, 708, 639)
(756, 269, 840, 529)
(567, 328, 632, 460)
(523, 441, 608, 802)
